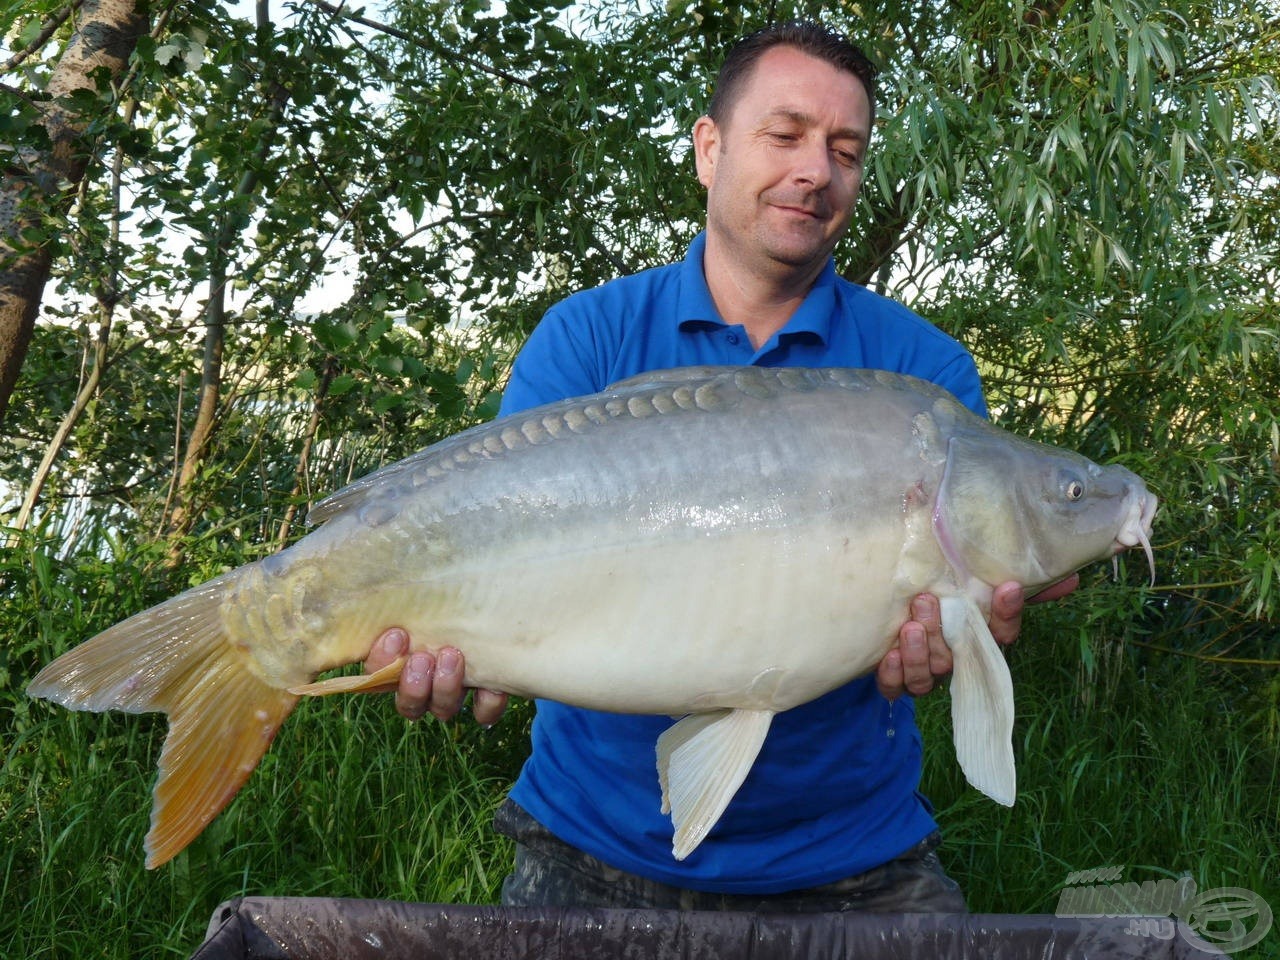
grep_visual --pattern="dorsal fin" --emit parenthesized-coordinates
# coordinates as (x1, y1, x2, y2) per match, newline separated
(605, 365, 727, 391)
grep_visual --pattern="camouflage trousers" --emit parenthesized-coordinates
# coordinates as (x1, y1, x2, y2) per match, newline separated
(493, 800, 967, 913)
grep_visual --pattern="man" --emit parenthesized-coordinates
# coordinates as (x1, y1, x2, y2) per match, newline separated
(365, 20, 1075, 911)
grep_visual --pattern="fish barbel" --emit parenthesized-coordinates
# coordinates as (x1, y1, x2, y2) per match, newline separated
(28, 366, 1157, 868)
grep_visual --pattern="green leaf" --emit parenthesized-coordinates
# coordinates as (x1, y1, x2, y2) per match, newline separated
(328, 373, 357, 396)
(373, 355, 403, 376)
(374, 393, 406, 414)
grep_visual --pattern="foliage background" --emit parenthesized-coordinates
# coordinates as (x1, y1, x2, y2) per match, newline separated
(2, 0, 1278, 956)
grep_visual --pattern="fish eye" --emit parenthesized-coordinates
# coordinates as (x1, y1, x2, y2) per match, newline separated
(1061, 473, 1086, 502)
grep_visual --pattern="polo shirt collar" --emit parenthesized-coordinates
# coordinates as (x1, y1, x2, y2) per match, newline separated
(675, 232, 836, 345)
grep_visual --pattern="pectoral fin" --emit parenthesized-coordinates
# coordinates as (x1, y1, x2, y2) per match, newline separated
(939, 596, 1016, 806)
(655, 708, 774, 860)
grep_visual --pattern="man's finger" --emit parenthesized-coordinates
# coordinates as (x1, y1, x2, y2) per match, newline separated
(472, 688, 509, 727)
(396, 651, 435, 721)
(1029, 573, 1080, 604)
(357, 628, 409, 694)
(988, 582, 1025, 646)
(427, 647, 466, 720)
(911, 594, 952, 677)
(898, 621, 936, 697)
(876, 647, 905, 701)
(366, 627, 408, 673)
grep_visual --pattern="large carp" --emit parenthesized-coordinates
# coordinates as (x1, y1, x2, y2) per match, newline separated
(29, 366, 1156, 868)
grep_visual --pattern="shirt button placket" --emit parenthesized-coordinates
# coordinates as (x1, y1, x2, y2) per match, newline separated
(724, 330, 749, 362)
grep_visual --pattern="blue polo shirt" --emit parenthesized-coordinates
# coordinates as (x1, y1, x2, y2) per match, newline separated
(498, 232, 986, 894)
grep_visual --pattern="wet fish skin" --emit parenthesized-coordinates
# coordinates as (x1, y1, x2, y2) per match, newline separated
(28, 366, 1156, 867)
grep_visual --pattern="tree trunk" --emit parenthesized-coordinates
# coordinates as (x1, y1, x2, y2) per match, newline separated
(162, 81, 291, 564)
(11, 307, 112, 536)
(163, 262, 229, 562)
(0, 0, 147, 431)
(9, 88, 140, 538)
(275, 358, 338, 549)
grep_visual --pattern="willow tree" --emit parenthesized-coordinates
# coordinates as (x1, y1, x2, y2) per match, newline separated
(863, 0, 1280, 653)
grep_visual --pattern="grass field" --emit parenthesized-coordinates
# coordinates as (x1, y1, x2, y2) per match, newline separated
(3, 531, 1277, 958)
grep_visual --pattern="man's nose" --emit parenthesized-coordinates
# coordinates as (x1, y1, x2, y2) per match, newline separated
(791, 136, 833, 188)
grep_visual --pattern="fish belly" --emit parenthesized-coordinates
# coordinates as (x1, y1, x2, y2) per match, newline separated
(403, 522, 908, 713)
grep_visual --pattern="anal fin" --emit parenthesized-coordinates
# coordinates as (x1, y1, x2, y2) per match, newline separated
(940, 595, 1016, 805)
(288, 656, 406, 696)
(655, 708, 774, 860)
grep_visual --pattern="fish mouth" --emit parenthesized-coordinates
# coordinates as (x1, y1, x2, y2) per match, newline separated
(1112, 487, 1158, 586)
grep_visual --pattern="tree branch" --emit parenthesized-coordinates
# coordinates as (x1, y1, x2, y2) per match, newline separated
(300, 0, 533, 89)
(2, 1, 82, 74)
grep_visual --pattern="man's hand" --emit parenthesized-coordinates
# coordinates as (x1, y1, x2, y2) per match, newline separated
(874, 575, 1079, 700)
(363, 627, 509, 725)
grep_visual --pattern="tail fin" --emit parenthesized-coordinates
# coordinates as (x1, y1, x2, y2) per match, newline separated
(27, 573, 298, 868)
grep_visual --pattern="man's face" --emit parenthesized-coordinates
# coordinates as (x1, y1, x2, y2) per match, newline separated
(694, 45, 872, 277)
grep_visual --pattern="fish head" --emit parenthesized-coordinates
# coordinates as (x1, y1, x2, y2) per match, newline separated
(933, 427, 1157, 593)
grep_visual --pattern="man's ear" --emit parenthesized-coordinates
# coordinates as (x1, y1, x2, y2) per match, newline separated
(692, 115, 719, 189)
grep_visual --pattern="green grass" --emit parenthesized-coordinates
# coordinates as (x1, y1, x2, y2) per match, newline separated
(0, 530, 528, 956)
(919, 583, 1280, 958)
(3, 533, 1278, 958)
(2, 692, 528, 957)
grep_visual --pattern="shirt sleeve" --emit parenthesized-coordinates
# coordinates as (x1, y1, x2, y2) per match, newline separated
(498, 306, 607, 418)
(929, 351, 989, 420)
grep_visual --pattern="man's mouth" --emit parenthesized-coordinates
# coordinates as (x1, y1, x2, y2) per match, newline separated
(767, 194, 830, 220)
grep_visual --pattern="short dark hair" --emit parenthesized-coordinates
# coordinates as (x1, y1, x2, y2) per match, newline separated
(707, 20, 878, 132)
